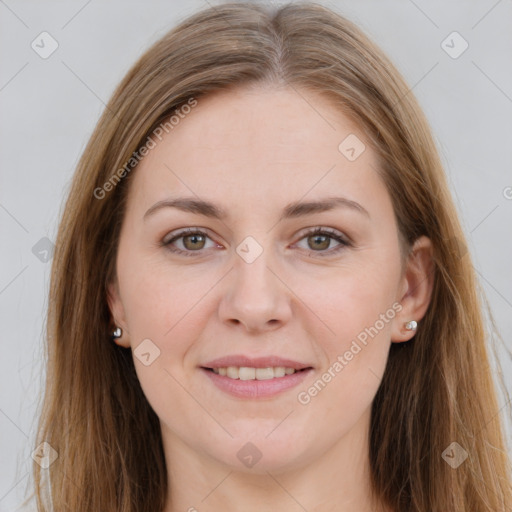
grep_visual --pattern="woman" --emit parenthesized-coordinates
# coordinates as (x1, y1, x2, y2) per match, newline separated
(26, 2, 512, 511)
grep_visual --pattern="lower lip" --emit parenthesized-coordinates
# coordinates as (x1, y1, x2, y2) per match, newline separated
(201, 367, 313, 399)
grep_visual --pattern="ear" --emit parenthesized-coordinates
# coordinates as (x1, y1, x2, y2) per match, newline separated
(107, 279, 131, 348)
(391, 236, 435, 343)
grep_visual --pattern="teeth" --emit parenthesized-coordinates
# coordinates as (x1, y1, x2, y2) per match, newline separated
(211, 366, 299, 380)
(226, 366, 239, 379)
(239, 367, 256, 380)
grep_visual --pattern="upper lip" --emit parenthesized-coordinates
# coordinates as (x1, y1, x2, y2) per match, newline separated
(202, 355, 313, 370)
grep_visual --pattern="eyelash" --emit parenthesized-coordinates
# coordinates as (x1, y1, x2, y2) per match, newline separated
(161, 227, 351, 258)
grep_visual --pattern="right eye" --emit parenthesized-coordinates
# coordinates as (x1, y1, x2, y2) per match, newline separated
(162, 228, 221, 256)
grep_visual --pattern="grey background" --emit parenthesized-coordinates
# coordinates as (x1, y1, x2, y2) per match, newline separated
(1, 0, 511, 510)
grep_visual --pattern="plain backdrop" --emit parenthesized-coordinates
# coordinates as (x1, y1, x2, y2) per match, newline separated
(1, 1, 511, 510)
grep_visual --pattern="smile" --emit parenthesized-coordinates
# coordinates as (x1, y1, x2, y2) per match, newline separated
(201, 366, 313, 399)
(210, 366, 299, 380)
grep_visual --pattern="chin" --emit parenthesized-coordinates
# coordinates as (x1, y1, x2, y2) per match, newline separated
(206, 431, 311, 474)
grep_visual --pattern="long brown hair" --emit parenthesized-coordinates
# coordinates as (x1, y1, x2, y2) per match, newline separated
(27, 2, 512, 511)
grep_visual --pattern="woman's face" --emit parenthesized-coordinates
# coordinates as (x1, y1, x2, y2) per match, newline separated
(108, 84, 424, 473)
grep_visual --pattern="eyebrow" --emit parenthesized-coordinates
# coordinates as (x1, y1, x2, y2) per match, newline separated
(143, 195, 370, 222)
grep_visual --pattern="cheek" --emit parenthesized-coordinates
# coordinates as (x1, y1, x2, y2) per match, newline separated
(299, 250, 400, 345)
(118, 256, 218, 361)
(295, 282, 394, 441)
(118, 262, 216, 416)
(294, 250, 399, 410)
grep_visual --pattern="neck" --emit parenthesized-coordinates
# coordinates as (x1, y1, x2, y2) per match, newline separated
(161, 407, 391, 512)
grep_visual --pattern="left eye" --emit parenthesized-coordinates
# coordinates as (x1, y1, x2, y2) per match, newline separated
(294, 228, 349, 256)
(162, 227, 349, 257)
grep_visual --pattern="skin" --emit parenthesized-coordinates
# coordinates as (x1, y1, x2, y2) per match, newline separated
(107, 83, 434, 512)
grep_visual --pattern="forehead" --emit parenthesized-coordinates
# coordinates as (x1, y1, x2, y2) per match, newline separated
(126, 85, 387, 219)
(163, 84, 365, 159)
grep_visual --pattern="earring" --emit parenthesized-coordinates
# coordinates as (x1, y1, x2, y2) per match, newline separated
(112, 326, 122, 339)
(404, 320, 417, 331)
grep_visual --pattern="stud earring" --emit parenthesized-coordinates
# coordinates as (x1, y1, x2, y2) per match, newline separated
(112, 326, 122, 339)
(404, 320, 417, 331)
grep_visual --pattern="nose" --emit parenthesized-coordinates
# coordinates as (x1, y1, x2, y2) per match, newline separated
(218, 246, 293, 334)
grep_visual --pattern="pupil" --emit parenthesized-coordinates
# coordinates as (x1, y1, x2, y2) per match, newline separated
(310, 235, 329, 250)
(184, 234, 204, 250)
